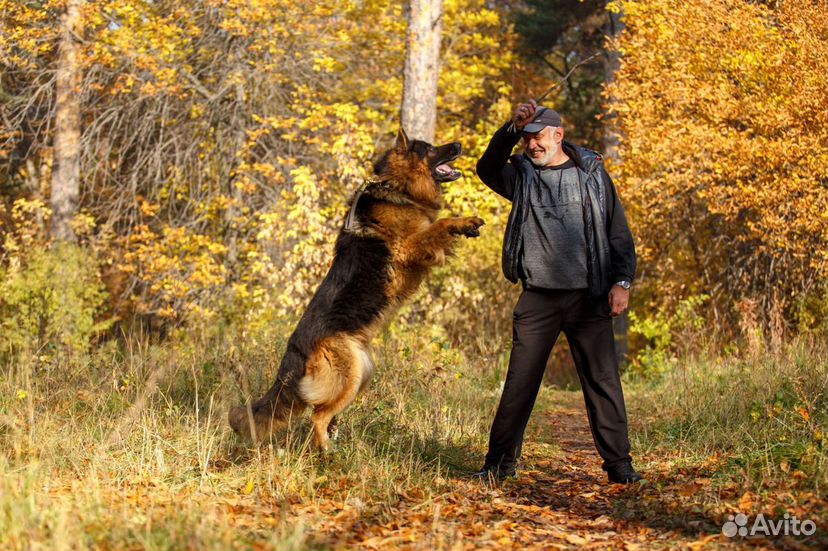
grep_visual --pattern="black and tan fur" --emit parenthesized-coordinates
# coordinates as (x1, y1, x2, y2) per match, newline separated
(229, 129, 484, 450)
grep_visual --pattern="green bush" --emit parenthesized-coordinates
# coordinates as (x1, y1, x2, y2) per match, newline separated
(627, 294, 709, 380)
(0, 243, 111, 357)
(795, 289, 828, 334)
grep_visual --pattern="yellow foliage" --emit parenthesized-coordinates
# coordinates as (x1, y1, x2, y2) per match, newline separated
(0, 199, 51, 270)
(3, 0, 520, 337)
(607, 0, 827, 324)
(120, 225, 228, 319)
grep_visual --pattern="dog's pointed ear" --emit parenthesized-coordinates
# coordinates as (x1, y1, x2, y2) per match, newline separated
(395, 127, 409, 152)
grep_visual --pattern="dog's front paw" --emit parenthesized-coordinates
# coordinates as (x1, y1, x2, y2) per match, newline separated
(455, 216, 485, 238)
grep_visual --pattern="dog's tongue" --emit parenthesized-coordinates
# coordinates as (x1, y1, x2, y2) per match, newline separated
(436, 163, 453, 174)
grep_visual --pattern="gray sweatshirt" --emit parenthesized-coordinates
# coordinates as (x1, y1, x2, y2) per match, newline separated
(519, 158, 588, 290)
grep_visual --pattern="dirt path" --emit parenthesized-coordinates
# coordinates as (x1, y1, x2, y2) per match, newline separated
(309, 391, 824, 551)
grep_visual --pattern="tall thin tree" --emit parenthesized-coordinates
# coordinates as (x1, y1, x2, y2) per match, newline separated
(401, 0, 443, 142)
(50, 0, 83, 242)
(603, 7, 630, 365)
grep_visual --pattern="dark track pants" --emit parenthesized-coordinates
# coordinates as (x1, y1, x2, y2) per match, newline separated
(484, 289, 632, 472)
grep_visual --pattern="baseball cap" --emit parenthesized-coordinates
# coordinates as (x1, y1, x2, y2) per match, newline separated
(522, 107, 562, 133)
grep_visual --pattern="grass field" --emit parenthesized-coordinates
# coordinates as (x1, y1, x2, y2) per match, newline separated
(1, 322, 825, 550)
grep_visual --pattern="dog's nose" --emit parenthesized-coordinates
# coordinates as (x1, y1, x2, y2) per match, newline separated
(452, 142, 462, 156)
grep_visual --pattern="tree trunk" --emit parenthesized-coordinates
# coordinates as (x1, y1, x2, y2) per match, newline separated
(401, 0, 443, 142)
(604, 7, 630, 367)
(50, 0, 83, 242)
(603, 8, 624, 159)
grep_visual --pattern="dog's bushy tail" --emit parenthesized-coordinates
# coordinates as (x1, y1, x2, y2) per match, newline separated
(229, 375, 306, 442)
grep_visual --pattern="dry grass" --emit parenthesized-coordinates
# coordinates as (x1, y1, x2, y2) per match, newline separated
(1, 321, 825, 550)
(628, 335, 827, 493)
(0, 322, 501, 550)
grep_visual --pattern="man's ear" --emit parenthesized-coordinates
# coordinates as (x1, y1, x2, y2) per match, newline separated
(395, 127, 409, 152)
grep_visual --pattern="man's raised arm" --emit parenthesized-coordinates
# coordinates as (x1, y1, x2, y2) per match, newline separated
(475, 122, 522, 201)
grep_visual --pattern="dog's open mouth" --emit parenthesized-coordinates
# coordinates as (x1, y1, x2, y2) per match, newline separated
(433, 157, 461, 182)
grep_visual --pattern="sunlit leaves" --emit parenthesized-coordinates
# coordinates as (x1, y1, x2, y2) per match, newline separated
(1, 0, 519, 329)
(607, 0, 827, 324)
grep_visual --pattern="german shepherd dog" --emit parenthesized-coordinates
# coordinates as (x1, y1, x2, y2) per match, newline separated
(229, 129, 485, 450)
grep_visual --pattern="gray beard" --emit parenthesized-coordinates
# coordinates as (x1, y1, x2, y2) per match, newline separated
(526, 146, 559, 168)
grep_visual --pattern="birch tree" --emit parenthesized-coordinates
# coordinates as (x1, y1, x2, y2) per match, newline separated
(50, 0, 83, 242)
(401, 0, 443, 142)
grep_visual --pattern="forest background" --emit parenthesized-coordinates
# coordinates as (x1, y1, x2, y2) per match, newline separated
(0, 0, 826, 549)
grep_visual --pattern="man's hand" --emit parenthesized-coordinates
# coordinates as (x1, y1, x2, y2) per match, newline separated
(608, 284, 629, 317)
(512, 99, 538, 130)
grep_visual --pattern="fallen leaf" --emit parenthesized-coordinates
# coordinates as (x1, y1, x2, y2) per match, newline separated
(565, 533, 589, 545)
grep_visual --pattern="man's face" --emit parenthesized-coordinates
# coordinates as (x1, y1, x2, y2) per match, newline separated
(522, 126, 562, 167)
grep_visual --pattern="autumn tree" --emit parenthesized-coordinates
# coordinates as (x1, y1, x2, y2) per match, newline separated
(401, 0, 443, 142)
(606, 0, 828, 331)
(50, 0, 83, 241)
(1, 0, 520, 343)
(0, 0, 63, 200)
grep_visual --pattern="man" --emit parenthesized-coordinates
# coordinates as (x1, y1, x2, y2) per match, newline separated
(473, 100, 642, 484)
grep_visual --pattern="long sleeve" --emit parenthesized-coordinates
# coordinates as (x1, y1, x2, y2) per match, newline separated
(475, 122, 522, 201)
(602, 167, 637, 282)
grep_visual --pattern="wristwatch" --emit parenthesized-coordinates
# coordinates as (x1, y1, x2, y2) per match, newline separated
(614, 280, 632, 290)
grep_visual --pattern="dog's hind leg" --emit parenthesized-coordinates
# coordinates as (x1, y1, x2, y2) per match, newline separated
(310, 370, 361, 452)
(300, 335, 365, 452)
(321, 341, 373, 446)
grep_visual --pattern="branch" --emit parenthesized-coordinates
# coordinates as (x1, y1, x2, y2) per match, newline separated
(508, 51, 600, 132)
(534, 51, 600, 104)
(181, 70, 232, 102)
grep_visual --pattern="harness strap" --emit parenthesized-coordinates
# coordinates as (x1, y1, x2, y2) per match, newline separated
(344, 181, 369, 231)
